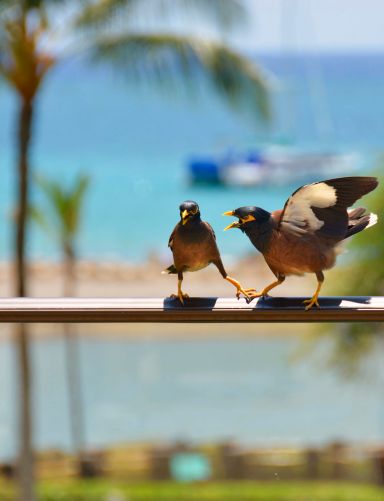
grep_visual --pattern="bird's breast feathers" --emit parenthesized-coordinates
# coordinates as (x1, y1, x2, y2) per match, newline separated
(171, 221, 220, 272)
(265, 231, 337, 275)
(172, 241, 215, 272)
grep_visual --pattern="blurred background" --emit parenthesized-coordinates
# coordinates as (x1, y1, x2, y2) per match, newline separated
(1, 0, 384, 499)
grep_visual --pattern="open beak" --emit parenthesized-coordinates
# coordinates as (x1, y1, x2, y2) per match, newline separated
(223, 210, 240, 231)
(181, 209, 190, 225)
(224, 221, 240, 231)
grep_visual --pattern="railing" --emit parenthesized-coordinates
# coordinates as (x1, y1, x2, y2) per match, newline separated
(0, 296, 384, 322)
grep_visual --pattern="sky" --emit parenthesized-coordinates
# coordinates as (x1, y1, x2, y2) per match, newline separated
(51, 0, 384, 55)
(139, 0, 384, 53)
(235, 0, 384, 52)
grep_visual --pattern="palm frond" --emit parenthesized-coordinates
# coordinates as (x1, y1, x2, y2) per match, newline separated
(66, 174, 90, 237)
(89, 33, 270, 120)
(29, 204, 51, 234)
(74, 0, 139, 29)
(0, 16, 55, 98)
(34, 173, 90, 246)
(75, 0, 245, 31)
(25, 0, 88, 9)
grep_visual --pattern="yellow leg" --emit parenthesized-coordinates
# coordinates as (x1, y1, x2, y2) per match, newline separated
(247, 276, 285, 299)
(170, 278, 189, 305)
(225, 276, 257, 300)
(303, 272, 324, 310)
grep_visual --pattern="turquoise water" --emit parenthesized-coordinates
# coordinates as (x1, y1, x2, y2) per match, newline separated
(1, 53, 384, 460)
(1, 53, 383, 262)
(0, 335, 383, 460)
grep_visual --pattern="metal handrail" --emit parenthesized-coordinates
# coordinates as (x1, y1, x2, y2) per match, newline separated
(0, 296, 383, 323)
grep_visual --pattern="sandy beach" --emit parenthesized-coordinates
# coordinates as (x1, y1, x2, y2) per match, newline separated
(0, 255, 316, 298)
(0, 257, 318, 338)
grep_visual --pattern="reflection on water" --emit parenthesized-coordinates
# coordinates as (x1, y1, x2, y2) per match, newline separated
(0, 334, 383, 460)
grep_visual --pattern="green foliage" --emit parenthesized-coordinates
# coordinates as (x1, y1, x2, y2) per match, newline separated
(319, 172, 384, 376)
(2, 480, 384, 501)
(90, 33, 269, 120)
(31, 173, 90, 252)
(1, 0, 270, 119)
(75, 0, 246, 32)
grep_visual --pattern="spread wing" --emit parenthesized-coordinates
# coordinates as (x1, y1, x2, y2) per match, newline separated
(279, 176, 378, 239)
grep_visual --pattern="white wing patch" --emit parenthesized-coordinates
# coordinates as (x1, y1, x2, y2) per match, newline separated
(281, 182, 337, 234)
(366, 212, 378, 229)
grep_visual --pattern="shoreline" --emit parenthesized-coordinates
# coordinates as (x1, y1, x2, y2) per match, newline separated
(0, 255, 315, 297)
(0, 257, 316, 338)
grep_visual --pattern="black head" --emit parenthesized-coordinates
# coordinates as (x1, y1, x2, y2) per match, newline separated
(223, 206, 270, 231)
(179, 200, 201, 225)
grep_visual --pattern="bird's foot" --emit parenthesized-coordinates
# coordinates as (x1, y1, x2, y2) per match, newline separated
(235, 287, 257, 300)
(303, 296, 320, 310)
(245, 289, 271, 302)
(226, 276, 256, 301)
(170, 292, 189, 305)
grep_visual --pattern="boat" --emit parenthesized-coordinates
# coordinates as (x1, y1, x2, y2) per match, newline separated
(187, 147, 359, 187)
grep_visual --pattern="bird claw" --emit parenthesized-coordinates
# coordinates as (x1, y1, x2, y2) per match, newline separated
(244, 289, 270, 303)
(170, 292, 189, 305)
(236, 288, 257, 300)
(303, 297, 320, 310)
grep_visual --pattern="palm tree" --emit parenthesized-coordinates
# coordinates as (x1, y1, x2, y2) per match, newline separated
(31, 173, 90, 473)
(1, 4, 54, 499)
(1, 1, 270, 499)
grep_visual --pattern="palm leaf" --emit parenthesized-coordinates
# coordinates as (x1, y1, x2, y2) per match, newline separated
(29, 204, 52, 235)
(89, 33, 270, 119)
(66, 174, 90, 237)
(33, 173, 90, 246)
(75, 0, 246, 31)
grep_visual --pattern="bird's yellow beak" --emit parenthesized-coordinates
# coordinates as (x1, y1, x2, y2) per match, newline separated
(223, 210, 239, 231)
(181, 209, 190, 225)
(224, 221, 240, 231)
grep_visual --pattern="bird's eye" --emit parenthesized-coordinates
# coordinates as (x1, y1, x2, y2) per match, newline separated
(240, 215, 256, 224)
(190, 207, 198, 215)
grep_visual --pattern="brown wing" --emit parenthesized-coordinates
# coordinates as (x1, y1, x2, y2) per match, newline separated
(203, 221, 216, 240)
(278, 176, 378, 239)
(168, 222, 181, 251)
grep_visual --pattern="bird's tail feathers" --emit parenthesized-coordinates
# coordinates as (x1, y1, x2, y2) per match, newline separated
(345, 208, 378, 239)
(162, 264, 177, 274)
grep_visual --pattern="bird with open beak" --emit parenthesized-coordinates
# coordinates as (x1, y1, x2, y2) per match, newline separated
(223, 176, 378, 309)
(164, 200, 255, 303)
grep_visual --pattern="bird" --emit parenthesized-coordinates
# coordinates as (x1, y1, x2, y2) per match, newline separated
(223, 176, 378, 310)
(164, 200, 254, 304)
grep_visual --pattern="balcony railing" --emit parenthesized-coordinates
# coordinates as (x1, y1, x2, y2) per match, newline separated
(0, 296, 383, 323)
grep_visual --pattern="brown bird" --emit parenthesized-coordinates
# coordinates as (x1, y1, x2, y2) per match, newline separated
(223, 177, 378, 309)
(164, 200, 254, 303)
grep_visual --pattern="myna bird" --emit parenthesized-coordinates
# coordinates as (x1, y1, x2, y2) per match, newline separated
(223, 177, 378, 309)
(164, 200, 254, 303)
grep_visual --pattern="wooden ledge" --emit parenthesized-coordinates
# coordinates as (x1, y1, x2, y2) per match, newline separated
(0, 296, 383, 323)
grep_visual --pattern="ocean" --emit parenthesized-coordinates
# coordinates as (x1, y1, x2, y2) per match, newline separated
(1, 52, 383, 262)
(0, 335, 383, 460)
(1, 52, 384, 460)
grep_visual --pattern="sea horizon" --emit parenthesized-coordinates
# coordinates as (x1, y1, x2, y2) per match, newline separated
(1, 51, 383, 263)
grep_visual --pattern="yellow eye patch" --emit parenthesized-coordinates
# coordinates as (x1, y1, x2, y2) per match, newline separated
(240, 214, 256, 224)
